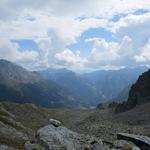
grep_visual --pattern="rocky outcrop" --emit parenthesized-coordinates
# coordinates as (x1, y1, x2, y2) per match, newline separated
(36, 125, 103, 150)
(117, 133, 150, 150)
(25, 119, 145, 150)
(115, 69, 150, 112)
(25, 119, 110, 150)
(126, 69, 150, 109)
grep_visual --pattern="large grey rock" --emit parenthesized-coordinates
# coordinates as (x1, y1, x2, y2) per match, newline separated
(117, 133, 150, 150)
(36, 124, 106, 150)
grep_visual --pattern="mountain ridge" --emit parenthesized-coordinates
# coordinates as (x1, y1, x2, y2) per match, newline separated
(0, 59, 79, 108)
(115, 69, 150, 112)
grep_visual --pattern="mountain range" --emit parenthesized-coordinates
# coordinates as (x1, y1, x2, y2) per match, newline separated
(0, 59, 79, 108)
(40, 66, 148, 105)
(82, 67, 149, 101)
(0, 59, 149, 108)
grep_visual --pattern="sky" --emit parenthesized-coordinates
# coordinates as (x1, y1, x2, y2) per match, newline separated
(1, 0, 150, 72)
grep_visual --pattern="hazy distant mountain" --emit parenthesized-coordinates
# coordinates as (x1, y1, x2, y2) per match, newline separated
(83, 66, 149, 101)
(112, 85, 131, 102)
(39, 68, 103, 106)
(0, 59, 78, 108)
(0, 59, 148, 108)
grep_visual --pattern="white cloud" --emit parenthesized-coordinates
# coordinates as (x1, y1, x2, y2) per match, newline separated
(85, 37, 102, 42)
(134, 39, 150, 62)
(1, 1, 150, 71)
(0, 14, 107, 42)
(1, 0, 150, 20)
(110, 12, 150, 48)
(87, 36, 139, 68)
(55, 49, 88, 67)
(0, 39, 38, 68)
(88, 39, 119, 66)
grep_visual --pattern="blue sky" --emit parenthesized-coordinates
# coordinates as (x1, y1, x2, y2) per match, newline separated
(68, 28, 114, 56)
(0, 0, 150, 71)
(12, 40, 38, 51)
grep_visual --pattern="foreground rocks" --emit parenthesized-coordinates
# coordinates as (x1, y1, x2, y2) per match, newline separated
(24, 119, 145, 150)
(117, 133, 150, 150)
(49, 118, 62, 127)
(25, 119, 110, 150)
(0, 117, 146, 150)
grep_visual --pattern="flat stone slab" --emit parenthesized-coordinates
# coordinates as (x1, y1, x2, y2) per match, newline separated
(117, 133, 150, 150)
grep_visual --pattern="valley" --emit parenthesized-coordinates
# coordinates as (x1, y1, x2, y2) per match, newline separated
(0, 59, 148, 108)
(0, 59, 150, 149)
(1, 1, 150, 149)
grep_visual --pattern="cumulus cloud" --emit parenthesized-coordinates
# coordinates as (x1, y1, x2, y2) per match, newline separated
(87, 36, 140, 68)
(88, 39, 119, 67)
(134, 39, 150, 63)
(1, 0, 150, 71)
(55, 49, 88, 66)
(110, 12, 150, 48)
(0, 39, 38, 68)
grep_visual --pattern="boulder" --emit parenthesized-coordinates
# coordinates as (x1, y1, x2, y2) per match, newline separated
(35, 124, 106, 150)
(49, 119, 61, 127)
(117, 133, 150, 150)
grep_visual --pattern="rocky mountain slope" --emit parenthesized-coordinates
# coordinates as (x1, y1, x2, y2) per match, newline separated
(126, 69, 150, 109)
(115, 69, 150, 112)
(0, 102, 150, 149)
(0, 59, 78, 108)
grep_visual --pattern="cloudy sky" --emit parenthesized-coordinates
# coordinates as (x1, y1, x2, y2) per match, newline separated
(1, 0, 150, 72)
